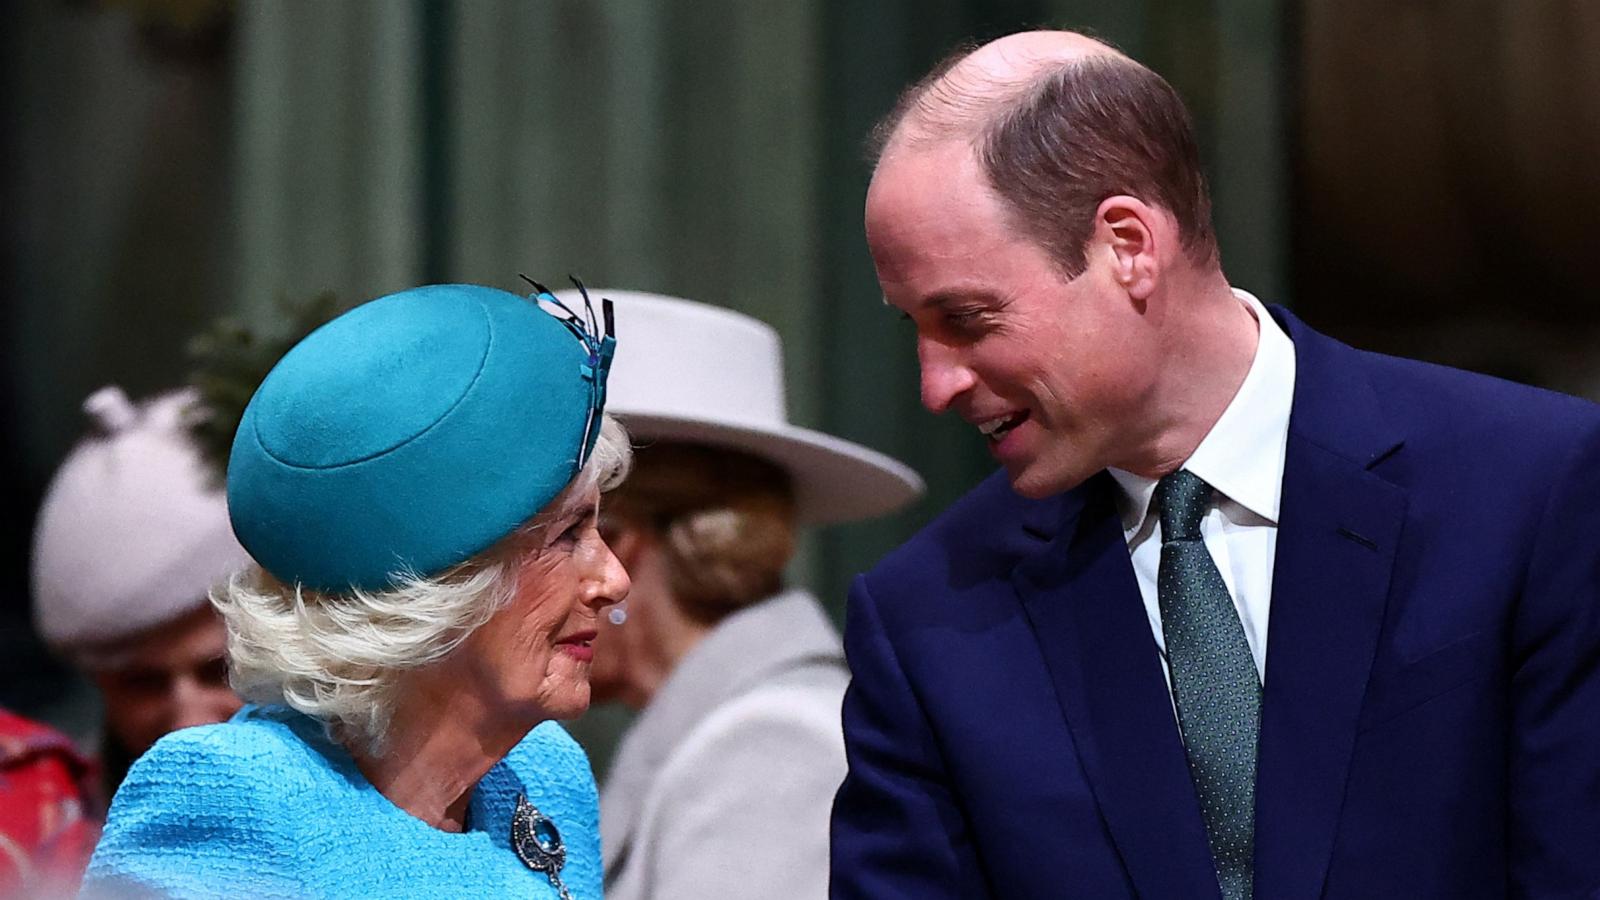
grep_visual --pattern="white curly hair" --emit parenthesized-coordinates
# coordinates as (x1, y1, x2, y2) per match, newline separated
(212, 415, 631, 753)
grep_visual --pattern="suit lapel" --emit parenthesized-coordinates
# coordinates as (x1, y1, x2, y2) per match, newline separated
(1253, 308, 1408, 899)
(1014, 476, 1222, 899)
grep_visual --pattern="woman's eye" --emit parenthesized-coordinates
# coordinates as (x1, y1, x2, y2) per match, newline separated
(556, 517, 594, 545)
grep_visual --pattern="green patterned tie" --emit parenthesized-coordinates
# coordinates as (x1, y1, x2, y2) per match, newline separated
(1156, 469, 1260, 900)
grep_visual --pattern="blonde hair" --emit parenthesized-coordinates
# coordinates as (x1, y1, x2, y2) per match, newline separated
(213, 416, 631, 752)
(604, 442, 794, 623)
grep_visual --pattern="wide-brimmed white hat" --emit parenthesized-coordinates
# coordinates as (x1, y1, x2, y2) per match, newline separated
(561, 290, 923, 524)
(31, 386, 253, 659)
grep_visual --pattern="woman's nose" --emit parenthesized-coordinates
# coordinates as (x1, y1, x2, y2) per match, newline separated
(585, 539, 631, 610)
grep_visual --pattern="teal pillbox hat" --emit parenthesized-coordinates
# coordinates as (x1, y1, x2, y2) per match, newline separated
(227, 283, 613, 593)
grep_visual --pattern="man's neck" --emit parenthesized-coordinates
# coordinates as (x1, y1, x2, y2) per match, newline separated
(1121, 276, 1260, 479)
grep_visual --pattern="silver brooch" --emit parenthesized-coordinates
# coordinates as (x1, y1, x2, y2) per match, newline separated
(511, 794, 574, 900)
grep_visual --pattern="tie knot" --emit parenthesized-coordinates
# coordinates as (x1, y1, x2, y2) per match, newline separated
(1156, 469, 1213, 541)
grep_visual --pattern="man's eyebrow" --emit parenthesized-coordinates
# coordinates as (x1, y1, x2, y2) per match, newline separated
(922, 290, 998, 310)
(880, 289, 998, 310)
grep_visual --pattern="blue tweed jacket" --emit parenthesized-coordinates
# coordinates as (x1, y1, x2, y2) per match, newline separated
(83, 705, 601, 899)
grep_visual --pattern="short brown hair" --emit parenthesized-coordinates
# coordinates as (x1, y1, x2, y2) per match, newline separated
(875, 52, 1218, 277)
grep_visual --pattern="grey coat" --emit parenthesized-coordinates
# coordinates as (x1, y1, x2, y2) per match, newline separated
(600, 590, 849, 900)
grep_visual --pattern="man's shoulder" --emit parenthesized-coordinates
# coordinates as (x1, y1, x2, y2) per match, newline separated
(1362, 348, 1596, 427)
(1282, 307, 1600, 452)
(862, 470, 1064, 603)
(1329, 341, 1600, 478)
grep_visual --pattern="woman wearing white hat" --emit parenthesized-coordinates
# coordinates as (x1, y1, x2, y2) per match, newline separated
(31, 386, 251, 795)
(575, 292, 924, 900)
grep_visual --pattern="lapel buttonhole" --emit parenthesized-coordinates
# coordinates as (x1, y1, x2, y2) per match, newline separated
(1336, 526, 1379, 551)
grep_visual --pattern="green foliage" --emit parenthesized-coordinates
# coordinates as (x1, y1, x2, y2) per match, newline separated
(185, 291, 345, 487)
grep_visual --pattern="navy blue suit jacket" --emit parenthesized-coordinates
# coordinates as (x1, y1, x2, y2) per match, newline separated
(831, 309, 1600, 898)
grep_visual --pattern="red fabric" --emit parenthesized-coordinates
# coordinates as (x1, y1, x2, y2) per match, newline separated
(0, 708, 99, 898)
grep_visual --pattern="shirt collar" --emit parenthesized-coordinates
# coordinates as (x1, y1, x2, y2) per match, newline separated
(1107, 288, 1296, 533)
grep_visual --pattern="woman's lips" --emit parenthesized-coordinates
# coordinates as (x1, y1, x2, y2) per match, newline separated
(556, 630, 596, 662)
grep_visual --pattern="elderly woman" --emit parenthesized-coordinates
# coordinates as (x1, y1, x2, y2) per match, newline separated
(82, 283, 630, 899)
(575, 293, 922, 900)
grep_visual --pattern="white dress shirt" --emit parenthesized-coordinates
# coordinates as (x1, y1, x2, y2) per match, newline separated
(1107, 289, 1296, 686)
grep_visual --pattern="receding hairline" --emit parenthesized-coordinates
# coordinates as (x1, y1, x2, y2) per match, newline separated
(870, 38, 1220, 276)
(873, 41, 1147, 164)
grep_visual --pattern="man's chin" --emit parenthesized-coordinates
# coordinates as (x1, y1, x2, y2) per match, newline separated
(1005, 460, 1091, 499)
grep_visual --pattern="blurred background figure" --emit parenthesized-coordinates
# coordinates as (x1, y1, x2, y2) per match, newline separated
(29, 386, 249, 795)
(580, 293, 923, 900)
(0, 706, 97, 899)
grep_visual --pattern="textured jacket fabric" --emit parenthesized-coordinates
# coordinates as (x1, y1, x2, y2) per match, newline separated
(602, 591, 849, 900)
(82, 705, 602, 899)
(830, 307, 1600, 899)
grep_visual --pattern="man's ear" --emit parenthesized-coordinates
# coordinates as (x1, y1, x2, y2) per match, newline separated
(1094, 195, 1169, 301)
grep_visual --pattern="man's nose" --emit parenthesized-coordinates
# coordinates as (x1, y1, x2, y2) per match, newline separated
(918, 338, 975, 414)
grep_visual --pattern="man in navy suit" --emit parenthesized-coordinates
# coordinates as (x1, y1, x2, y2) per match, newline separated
(830, 29, 1600, 899)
